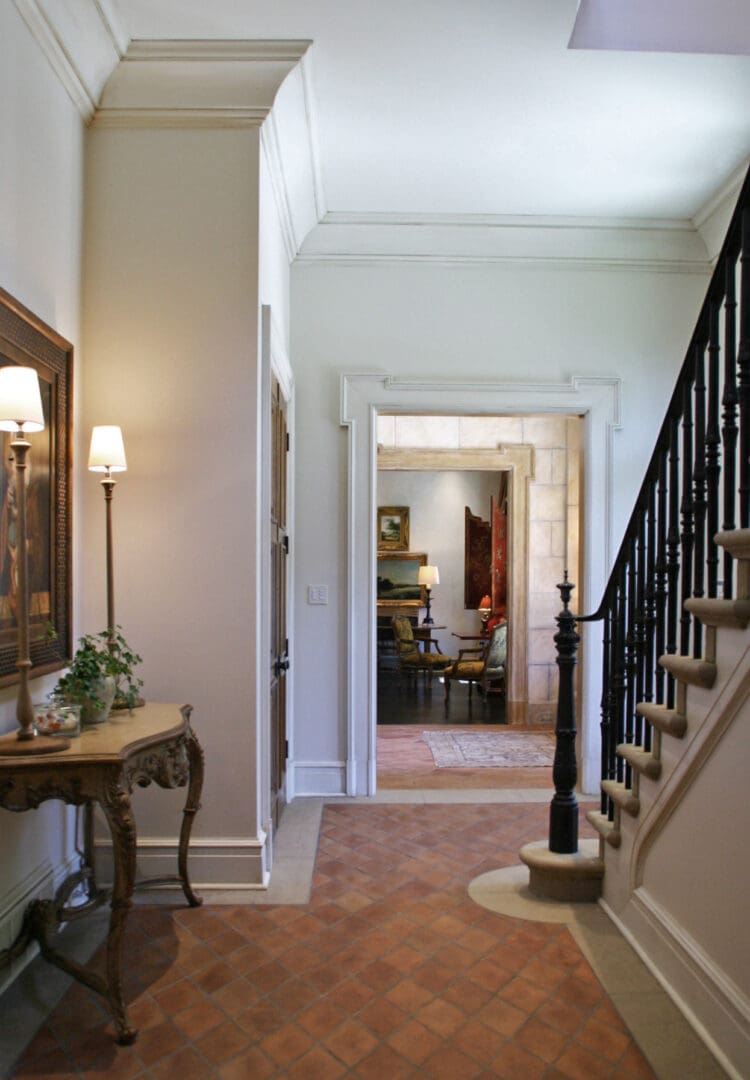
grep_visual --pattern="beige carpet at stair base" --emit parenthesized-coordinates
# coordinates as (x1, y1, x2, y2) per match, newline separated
(422, 730, 556, 767)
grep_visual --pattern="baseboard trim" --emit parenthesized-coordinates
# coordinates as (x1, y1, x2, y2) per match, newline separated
(0, 852, 80, 995)
(94, 833, 270, 889)
(601, 890, 749, 1080)
(291, 761, 347, 796)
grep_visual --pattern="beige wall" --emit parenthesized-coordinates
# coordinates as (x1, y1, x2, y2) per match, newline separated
(83, 125, 268, 885)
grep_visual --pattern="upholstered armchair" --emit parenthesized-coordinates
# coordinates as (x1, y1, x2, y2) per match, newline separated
(443, 621, 507, 701)
(391, 615, 454, 683)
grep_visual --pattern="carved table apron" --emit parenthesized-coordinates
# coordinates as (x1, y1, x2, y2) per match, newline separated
(0, 703, 204, 1044)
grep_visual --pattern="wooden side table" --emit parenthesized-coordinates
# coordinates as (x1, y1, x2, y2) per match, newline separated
(0, 703, 204, 1044)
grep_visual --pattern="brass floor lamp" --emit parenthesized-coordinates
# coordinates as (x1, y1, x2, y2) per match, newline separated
(0, 366, 69, 754)
(88, 425, 127, 654)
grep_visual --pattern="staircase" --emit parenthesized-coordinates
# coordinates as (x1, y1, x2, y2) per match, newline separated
(551, 167, 750, 1077)
(587, 528, 749, 854)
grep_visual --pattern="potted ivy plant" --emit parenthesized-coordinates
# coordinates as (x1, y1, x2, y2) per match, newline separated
(55, 627, 143, 726)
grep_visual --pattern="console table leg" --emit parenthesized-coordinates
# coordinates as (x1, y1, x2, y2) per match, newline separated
(101, 777, 137, 1045)
(178, 721, 204, 908)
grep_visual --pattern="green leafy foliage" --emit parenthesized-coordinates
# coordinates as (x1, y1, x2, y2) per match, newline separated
(56, 627, 143, 710)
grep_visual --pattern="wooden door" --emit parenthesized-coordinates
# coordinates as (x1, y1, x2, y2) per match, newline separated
(270, 377, 289, 828)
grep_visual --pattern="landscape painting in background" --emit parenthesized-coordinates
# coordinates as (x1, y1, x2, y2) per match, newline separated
(377, 505, 409, 550)
(377, 552, 427, 607)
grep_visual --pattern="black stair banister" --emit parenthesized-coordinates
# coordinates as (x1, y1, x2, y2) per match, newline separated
(551, 166, 750, 829)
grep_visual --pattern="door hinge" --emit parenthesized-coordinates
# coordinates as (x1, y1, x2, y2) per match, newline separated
(285, 638, 289, 654)
(284, 739, 289, 759)
(283, 535, 290, 555)
(285, 432, 290, 452)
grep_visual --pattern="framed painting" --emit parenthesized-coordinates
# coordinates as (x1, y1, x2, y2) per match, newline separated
(0, 287, 72, 686)
(377, 505, 409, 550)
(377, 552, 427, 607)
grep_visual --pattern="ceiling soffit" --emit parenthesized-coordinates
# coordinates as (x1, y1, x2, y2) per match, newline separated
(14, 0, 740, 268)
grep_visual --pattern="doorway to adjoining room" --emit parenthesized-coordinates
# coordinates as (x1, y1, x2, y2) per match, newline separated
(375, 412, 583, 789)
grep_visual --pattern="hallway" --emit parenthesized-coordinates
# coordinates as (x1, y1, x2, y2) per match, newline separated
(2, 798, 724, 1079)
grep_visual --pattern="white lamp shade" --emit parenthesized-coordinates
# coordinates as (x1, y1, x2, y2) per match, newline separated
(88, 425, 127, 472)
(0, 366, 45, 432)
(418, 565, 440, 587)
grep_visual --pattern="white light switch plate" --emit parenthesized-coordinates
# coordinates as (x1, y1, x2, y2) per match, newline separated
(308, 585, 328, 605)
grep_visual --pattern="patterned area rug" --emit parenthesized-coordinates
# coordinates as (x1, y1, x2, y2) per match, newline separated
(422, 730, 556, 768)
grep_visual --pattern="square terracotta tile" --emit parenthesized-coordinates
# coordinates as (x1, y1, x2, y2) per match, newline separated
(286, 1045, 348, 1079)
(417, 997, 466, 1037)
(149, 1044, 215, 1080)
(422, 1043, 484, 1079)
(451, 1018, 506, 1064)
(260, 1020, 314, 1066)
(515, 1015, 569, 1063)
(296, 998, 348, 1038)
(323, 1017, 380, 1066)
(387, 1018, 443, 1064)
(217, 1044, 276, 1079)
(172, 998, 225, 1039)
(195, 1019, 252, 1065)
(354, 1042, 415, 1080)
(358, 996, 408, 1036)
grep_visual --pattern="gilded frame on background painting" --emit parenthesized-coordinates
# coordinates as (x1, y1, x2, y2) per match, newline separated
(376, 551, 427, 607)
(0, 288, 72, 686)
(377, 505, 410, 551)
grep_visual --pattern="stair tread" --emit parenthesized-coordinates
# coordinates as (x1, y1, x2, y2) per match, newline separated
(601, 779, 640, 816)
(617, 742, 662, 779)
(636, 702, 687, 737)
(684, 597, 750, 628)
(586, 810, 621, 848)
(715, 528, 750, 561)
(659, 653, 716, 689)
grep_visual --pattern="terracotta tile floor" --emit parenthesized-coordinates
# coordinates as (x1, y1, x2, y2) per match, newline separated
(9, 804, 654, 1078)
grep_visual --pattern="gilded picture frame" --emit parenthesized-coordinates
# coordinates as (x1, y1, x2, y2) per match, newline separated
(376, 551, 427, 607)
(0, 287, 72, 686)
(377, 505, 410, 551)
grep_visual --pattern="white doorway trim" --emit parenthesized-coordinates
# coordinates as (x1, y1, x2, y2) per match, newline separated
(340, 373, 622, 796)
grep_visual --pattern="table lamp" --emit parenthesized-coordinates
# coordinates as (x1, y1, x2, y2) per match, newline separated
(0, 366, 69, 754)
(478, 594, 492, 632)
(88, 425, 127, 655)
(418, 565, 440, 624)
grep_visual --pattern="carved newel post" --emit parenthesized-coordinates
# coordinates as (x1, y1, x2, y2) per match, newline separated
(549, 572, 580, 853)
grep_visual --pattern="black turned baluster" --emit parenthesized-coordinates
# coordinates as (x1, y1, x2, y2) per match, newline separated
(692, 340, 708, 657)
(739, 207, 750, 529)
(722, 254, 739, 598)
(600, 601, 613, 818)
(549, 574, 580, 854)
(654, 445, 669, 706)
(638, 495, 653, 751)
(612, 569, 628, 785)
(624, 536, 638, 785)
(680, 373, 695, 657)
(666, 412, 682, 708)
(706, 302, 722, 599)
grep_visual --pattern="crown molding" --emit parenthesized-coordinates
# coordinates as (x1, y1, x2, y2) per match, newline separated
(92, 108, 268, 129)
(123, 39, 312, 63)
(297, 213, 711, 273)
(692, 160, 749, 264)
(13, 0, 103, 120)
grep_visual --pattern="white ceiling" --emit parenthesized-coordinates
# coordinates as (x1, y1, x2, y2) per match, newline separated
(110, 0, 750, 221)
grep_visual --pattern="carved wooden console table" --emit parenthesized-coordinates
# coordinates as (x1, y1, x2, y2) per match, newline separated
(0, 703, 204, 1044)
